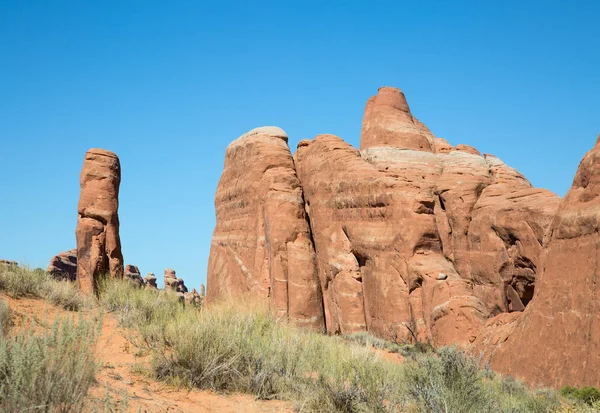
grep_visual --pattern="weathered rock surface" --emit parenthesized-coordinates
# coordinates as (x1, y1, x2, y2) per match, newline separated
(295, 134, 488, 344)
(125, 264, 143, 287)
(47, 249, 77, 281)
(360, 86, 435, 152)
(475, 136, 600, 388)
(76, 148, 124, 294)
(207, 87, 561, 349)
(206, 127, 324, 329)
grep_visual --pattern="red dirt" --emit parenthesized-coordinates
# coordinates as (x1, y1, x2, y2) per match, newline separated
(2, 294, 294, 413)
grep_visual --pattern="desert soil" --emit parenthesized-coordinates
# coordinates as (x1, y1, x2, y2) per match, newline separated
(3, 294, 294, 413)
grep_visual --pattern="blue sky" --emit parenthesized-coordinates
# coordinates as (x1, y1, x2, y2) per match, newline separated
(0, 1, 598, 290)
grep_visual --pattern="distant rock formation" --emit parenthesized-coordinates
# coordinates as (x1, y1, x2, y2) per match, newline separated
(144, 272, 158, 289)
(0, 260, 18, 267)
(125, 264, 143, 287)
(75, 148, 124, 294)
(47, 249, 77, 281)
(474, 135, 600, 388)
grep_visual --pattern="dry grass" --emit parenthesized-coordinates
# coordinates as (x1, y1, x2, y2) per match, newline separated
(99, 278, 566, 413)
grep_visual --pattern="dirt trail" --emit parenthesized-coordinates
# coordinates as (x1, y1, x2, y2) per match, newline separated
(3, 295, 293, 413)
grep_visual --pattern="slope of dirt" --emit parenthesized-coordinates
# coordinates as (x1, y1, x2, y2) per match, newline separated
(2, 295, 293, 413)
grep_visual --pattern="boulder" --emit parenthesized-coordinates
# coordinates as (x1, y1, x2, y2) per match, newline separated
(75, 148, 123, 294)
(47, 249, 77, 281)
(206, 126, 325, 330)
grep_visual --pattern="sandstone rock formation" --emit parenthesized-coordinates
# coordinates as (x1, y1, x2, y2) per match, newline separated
(76, 148, 124, 294)
(125, 264, 143, 287)
(47, 249, 77, 281)
(164, 268, 188, 292)
(207, 87, 561, 347)
(206, 127, 324, 329)
(144, 272, 158, 289)
(474, 135, 600, 388)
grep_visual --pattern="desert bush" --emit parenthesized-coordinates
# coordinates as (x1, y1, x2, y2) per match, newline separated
(42, 278, 90, 311)
(0, 264, 90, 311)
(561, 385, 600, 406)
(0, 263, 43, 297)
(0, 300, 11, 335)
(0, 313, 99, 412)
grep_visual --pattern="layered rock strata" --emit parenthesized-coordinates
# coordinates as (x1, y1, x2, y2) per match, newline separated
(206, 127, 324, 329)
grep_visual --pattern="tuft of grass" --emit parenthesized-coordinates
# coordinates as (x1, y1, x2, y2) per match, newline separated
(42, 278, 91, 311)
(0, 313, 99, 412)
(0, 264, 90, 311)
(99, 277, 561, 413)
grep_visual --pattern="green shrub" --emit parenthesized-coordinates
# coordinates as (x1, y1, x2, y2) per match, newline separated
(0, 313, 99, 412)
(561, 385, 600, 406)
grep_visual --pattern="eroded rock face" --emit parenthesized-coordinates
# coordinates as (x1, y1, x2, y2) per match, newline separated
(76, 149, 124, 294)
(206, 127, 324, 329)
(47, 249, 77, 281)
(475, 136, 600, 388)
(295, 135, 488, 345)
(207, 87, 561, 348)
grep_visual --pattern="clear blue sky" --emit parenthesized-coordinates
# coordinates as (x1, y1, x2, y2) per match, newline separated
(1, 1, 598, 290)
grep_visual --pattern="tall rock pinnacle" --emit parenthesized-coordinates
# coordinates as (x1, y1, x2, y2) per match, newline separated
(75, 148, 123, 294)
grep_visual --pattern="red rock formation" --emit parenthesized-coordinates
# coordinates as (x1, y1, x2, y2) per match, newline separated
(207, 87, 561, 348)
(144, 272, 158, 289)
(295, 135, 488, 344)
(206, 127, 324, 329)
(164, 268, 178, 291)
(76, 149, 123, 294)
(47, 249, 77, 281)
(475, 136, 600, 388)
(125, 264, 143, 287)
